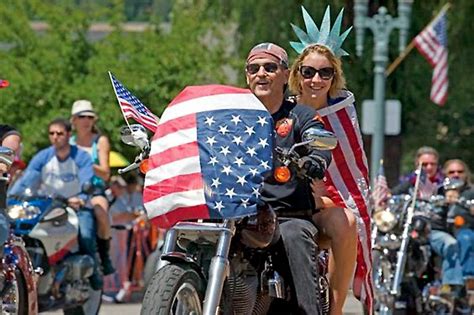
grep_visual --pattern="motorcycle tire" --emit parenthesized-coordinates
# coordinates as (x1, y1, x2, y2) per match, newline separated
(141, 263, 205, 315)
(63, 289, 102, 315)
(1, 269, 28, 315)
(143, 247, 161, 289)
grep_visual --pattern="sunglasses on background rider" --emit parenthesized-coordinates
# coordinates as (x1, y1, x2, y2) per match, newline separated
(299, 66, 335, 80)
(245, 62, 279, 75)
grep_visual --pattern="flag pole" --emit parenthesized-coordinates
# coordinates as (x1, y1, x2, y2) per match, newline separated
(385, 2, 452, 77)
(108, 71, 132, 130)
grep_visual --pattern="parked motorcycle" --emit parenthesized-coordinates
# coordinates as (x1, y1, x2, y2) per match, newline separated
(0, 146, 38, 315)
(117, 123, 336, 315)
(6, 183, 102, 314)
(372, 171, 460, 314)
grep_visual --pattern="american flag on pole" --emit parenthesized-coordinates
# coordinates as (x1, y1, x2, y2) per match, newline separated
(417, 168, 438, 200)
(372, 162, 390, 211)
(414, 9, 448, 106)
(316, 90, 373, 314)
(109, 72, 159, 132)
(143, 85, 273, 228)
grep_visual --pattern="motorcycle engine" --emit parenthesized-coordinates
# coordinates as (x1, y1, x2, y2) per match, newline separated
(240, 204, 280, 249)
(63, 254, 95, 281)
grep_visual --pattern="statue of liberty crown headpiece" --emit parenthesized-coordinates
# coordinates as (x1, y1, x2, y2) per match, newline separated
(290, 5, 352, 57)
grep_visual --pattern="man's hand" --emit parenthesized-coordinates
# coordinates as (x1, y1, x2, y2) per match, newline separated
(298, 156, 325, 179)
(68, 197, 84, 210)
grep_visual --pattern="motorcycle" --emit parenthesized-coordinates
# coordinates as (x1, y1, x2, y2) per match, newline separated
(117, 123, 336, 315)
(0, 146, 38, 315)
(6, 182, 102, 314)
(372, 172, 464, 314)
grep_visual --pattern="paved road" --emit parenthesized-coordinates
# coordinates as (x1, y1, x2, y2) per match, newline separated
(39, 291, 364, 314)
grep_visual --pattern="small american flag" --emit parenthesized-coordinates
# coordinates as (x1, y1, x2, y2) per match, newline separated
(372, 162, 389, 211)
(109, 72, 159, 132)
(143, 85, 273, 228)
(417, 168, 438, 200)
(414, 9, 448, 106)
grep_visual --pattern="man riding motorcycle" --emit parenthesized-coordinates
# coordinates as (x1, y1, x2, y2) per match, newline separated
(8, 118, 103, 290)
(244, 42, 332, 314)
(392, 147, 465, 302)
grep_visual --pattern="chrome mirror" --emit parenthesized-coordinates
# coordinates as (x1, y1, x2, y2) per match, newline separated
(120, 124, 149, 150)
(443, 177, 464, 191)
(0, 146, 15, 169)
(302, 128, 338, 150)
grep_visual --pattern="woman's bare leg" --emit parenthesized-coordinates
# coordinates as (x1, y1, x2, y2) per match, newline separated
(313, 207, 357, 315)
(91, 195, 111, 239)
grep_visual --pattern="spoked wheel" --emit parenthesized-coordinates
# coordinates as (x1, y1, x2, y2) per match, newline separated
(1, 269, 27, 315)
(141, 263, 204, 315)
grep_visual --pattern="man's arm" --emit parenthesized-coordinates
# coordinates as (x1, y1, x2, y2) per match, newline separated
(7, 151, 46, 196)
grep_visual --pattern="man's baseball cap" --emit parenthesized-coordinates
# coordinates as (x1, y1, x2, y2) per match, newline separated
(71, 100, 96, 117)
(246, 42, 289, 68)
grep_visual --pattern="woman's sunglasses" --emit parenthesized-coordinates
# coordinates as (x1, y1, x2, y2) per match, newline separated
(245, 62, 279, 75)
(299, 66, 335, 80)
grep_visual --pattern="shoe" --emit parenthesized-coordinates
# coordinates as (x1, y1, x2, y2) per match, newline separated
(97, 237, 115, 276)
(454, 297, 471, 314)
(114, 281, 131, 303)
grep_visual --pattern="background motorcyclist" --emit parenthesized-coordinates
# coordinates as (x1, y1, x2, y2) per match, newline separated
(245, 42, 332, 314)
(70, 100, 115, 276)
(8, 118, 103, 290)
(391, 147, 465, 296)
(0, 124, 21, 249)
(443, 159, 474, 291)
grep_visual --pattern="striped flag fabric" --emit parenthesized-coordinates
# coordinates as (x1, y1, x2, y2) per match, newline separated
(143, 85, 273, 228)
(414, 10, 448, 106)
(417, 168, 438, 200)
(372, 162, 390, 211)
(109, 72, 159, 132)
(316, 90, 373, 314)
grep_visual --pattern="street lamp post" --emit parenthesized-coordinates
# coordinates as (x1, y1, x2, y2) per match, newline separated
(354, 0, 413, 182)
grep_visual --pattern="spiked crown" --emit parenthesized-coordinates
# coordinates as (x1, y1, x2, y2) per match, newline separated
(290, 6, 352, 57)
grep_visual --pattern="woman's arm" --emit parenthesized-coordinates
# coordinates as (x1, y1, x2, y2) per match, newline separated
(95, 135, 111, 181)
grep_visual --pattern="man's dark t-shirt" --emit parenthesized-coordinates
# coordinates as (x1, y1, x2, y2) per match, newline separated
(261, 100, 331, 215)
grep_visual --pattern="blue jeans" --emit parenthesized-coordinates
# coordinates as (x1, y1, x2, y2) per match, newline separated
(429, 229, 464, 285)
(456, 228, 474, 277)
(274, 219, 321, 314)
(0, 212, 8, 246)
(77, 208, 102, 290)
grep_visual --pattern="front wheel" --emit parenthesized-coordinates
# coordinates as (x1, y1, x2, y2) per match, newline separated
(141, 264, 204, 315)
(0, 269, 28, 315)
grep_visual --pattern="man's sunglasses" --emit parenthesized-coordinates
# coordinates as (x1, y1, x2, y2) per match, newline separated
(299, 66, 335, 80)
(245, 62, 279, 75)
(77, 115, 94, 120)
(48, 131, 65, 136)
(448, 169, 464, 174)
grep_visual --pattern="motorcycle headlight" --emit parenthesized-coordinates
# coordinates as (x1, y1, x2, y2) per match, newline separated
(374, 210, 397, 233)
(7, 204, 41, 220)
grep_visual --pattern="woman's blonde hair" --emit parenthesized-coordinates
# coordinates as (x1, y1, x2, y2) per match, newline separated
(288, 44, 346, 98)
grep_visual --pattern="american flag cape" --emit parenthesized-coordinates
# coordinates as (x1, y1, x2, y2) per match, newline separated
(414, 10, 448, 106)
(316, 90, 374, 314)
(109, 72, 160, 132)
(143, 85, 274, 228)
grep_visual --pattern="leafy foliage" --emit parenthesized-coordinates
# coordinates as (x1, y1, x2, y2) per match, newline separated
(0, 0, 472, 180)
